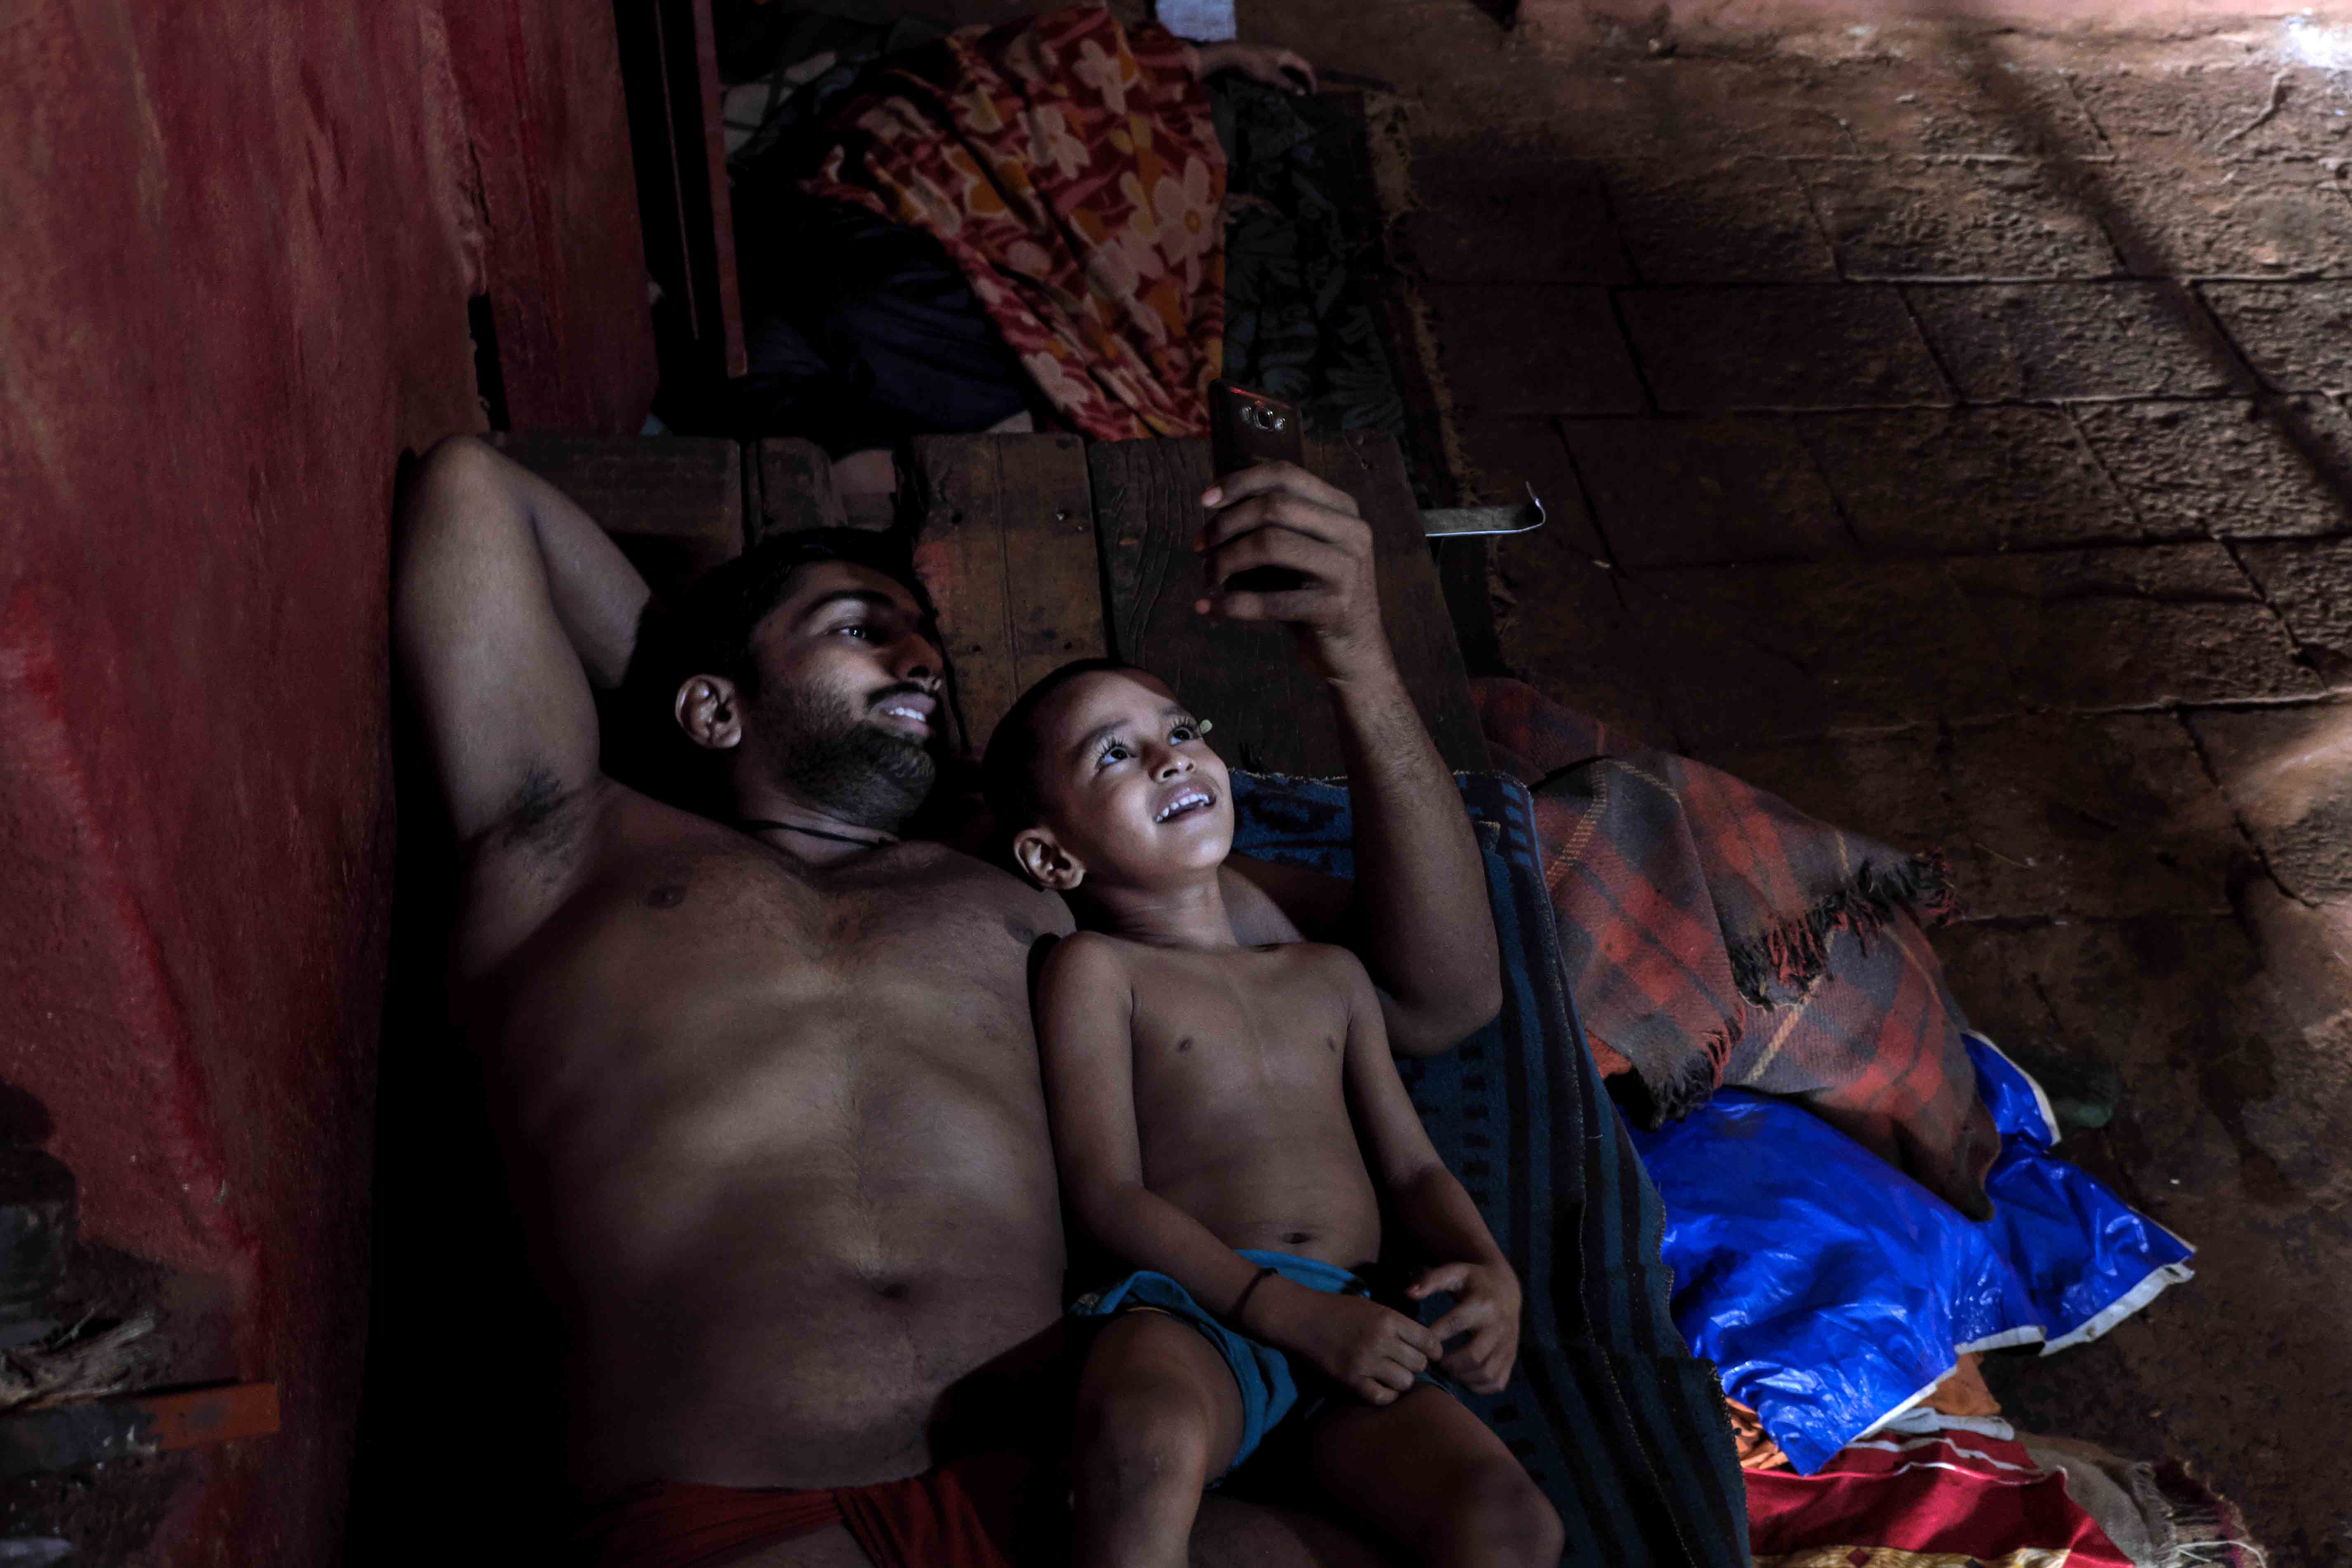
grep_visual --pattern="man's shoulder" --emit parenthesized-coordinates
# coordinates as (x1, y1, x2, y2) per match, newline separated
(1045, 926, 1135, 967)
(1037, 928, 1138, 994)
(885, 839, 1075, 925)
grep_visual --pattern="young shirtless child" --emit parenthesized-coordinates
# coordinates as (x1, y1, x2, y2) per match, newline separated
(982, 659, 1564, 1568)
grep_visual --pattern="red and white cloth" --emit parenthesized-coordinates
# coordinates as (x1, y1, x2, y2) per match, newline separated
(1748, 1424, 2136, 1568)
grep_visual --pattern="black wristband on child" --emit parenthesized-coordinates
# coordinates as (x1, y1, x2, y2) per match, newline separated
(1230, 1266, 1277, 1324)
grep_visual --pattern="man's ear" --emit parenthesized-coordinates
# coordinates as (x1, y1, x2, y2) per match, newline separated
(675, 675, 745, 752)
(1012, 826, 1085, 891)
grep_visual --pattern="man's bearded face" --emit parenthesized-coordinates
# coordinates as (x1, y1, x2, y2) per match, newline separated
(730, 562, 944, 832)
(751, 670, 938, 830)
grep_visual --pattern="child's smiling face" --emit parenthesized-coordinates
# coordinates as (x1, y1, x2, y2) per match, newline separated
(1014, 669, 1233, 892)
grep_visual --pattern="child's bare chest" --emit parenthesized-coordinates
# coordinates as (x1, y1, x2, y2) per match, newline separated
(1124, 946, 1352, 1104)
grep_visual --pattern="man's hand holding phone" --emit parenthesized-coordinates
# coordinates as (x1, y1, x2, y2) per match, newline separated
(1196, 460, 1388, 678)
(1199, 380, 1393, 677)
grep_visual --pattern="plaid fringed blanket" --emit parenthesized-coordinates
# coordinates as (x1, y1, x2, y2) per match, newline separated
(801, 5, 1225, 441)
(1475, 678, 2001, 1219)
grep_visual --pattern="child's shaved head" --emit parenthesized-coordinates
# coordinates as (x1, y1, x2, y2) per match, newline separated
(982, 657, 1149, 834)
(982, 659, 1229, 897)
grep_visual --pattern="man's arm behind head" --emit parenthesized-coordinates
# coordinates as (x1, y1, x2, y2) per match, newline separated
(393, 435, 650, 853)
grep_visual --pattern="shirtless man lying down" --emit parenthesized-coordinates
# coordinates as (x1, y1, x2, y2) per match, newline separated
(391, 437, 1499, 1566)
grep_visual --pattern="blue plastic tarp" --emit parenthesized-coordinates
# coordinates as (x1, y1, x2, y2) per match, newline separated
(1629, 1035, 2194, 1474)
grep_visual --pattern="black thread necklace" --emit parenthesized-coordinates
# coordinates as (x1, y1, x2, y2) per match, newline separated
(734, 817, 898, 850)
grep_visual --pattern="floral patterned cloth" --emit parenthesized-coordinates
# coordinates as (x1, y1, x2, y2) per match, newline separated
(800, 4, 1225, 440)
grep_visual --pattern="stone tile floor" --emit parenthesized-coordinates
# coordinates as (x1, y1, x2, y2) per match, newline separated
(1253, 1, 2352, 1559)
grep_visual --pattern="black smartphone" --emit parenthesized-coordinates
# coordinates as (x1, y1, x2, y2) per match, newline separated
(1206, 380, 1308, 595)
(1210, 379, 1304, 476)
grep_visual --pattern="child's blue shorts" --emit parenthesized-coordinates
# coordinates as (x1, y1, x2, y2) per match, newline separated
(1070, 1248, 1436, 1475)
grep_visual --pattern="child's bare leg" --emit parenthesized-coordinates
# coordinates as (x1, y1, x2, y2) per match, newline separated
(1306, 1385, 1563, 1568)
(1073, 1311, 1249, 1568)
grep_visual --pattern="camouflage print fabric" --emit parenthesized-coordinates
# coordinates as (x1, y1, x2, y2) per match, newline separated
(1213, 78, 1406, 437)
(801, 4, 1226, 441)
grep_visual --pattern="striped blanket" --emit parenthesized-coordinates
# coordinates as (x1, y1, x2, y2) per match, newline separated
(801, 4, 1226, 441)
(1474, 678, 2001, 1219)
(1232, 770, 1750, 1568)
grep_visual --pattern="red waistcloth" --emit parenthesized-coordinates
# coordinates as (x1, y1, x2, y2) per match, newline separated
(575, 1452, 1029, 1568)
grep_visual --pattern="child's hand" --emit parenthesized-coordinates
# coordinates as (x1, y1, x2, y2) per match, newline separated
(1252, 1278, 1445, 1406)
(1407, 1260, 1523, 1395)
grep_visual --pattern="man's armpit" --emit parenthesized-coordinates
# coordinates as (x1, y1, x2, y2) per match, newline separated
(489, 765, 594, 863)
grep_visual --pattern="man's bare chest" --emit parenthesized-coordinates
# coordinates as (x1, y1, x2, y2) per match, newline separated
(605, 836, 1037, 964)
(472, 841, 1074, 1233)
(481, 834, 1062, 1086)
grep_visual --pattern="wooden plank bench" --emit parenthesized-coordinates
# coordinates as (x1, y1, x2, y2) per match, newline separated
(505, 430, 1486, 777)
(894, 429, 1484, 775)
(490, 431, 743, 600)
(1085, 432, 1483, 778)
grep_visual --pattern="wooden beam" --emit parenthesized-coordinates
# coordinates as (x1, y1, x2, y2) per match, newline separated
(1090, 433, 1487, 777)
(492, 433, 743, 600)
(906, 434, 1107, 760)
(613, 0, 746, 391)
(682, 0, 748, 381)
(145, 1383, 282, 1452)
(749, 438, 852, 542)
(438, 0, 659, 431)
(0, 1383, 279, 1480)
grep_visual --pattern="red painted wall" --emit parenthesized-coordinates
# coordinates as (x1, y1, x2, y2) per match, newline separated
(0, 1, 650, 1561)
